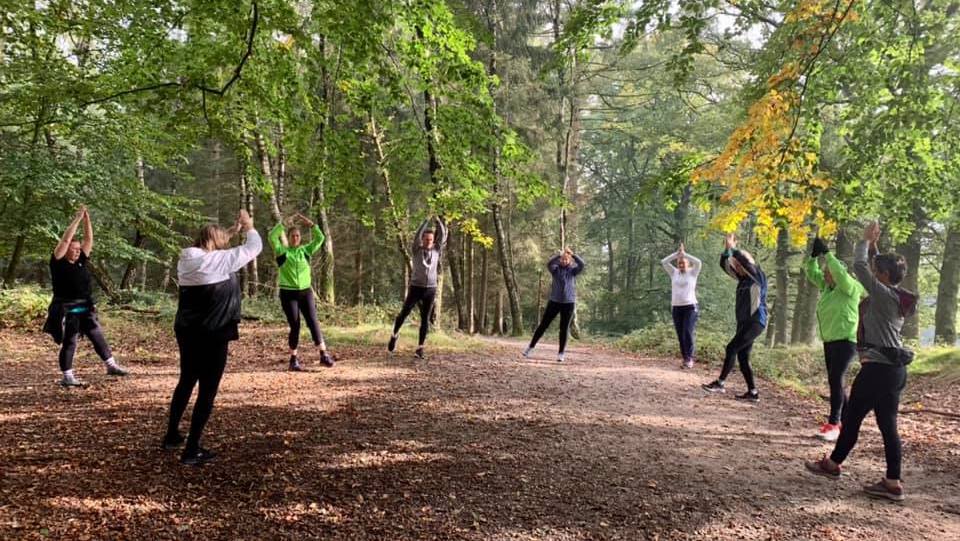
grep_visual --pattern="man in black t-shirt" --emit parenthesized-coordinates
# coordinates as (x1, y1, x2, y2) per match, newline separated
(42, 206, 128, 386)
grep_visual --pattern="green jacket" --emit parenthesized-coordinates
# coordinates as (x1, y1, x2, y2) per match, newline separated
(804, 253, 866, 343)
(269, 223, 325, 290)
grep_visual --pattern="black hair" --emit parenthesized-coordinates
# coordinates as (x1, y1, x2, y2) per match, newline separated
(875, 252, 907, 285)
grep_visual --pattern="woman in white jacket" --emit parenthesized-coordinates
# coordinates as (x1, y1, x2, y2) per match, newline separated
(162, 210, 262, 466)
(661, 243, 702, 369)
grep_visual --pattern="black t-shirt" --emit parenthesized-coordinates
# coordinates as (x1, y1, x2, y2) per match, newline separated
(50, 252, 93, 301)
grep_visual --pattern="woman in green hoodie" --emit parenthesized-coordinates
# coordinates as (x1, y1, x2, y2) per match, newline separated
(804, 237, 866, 441)
(269, 213, 333, 371)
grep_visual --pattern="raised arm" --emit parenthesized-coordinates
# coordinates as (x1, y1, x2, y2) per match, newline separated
(825, 252, 863, 299)
(412, 220, 429, 252)
(434, 218, 448, 251)
(661, 251, 679, 275)
(206, 210, 263, 275)
(81, 208, 94, 255)
(853, 222, 884, 296)
(304, 225, 326, 256)
(53, 207, 84, 260)
(804, 257, 826, 291)
(547, 253, 562, 274)
(686, 253, 702, 275)
(268, 222, 287, 254)
(572, 254, 586, 276)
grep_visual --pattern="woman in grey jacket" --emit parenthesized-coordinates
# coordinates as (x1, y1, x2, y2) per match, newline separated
(523, 248, 586, 362)
(805, 221, 918, 502)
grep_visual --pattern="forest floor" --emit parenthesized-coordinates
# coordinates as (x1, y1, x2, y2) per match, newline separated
(1, 319, 959, 540)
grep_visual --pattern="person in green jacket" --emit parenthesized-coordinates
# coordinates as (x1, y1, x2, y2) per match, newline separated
(805, 237, 866, 441)
(269, 213, 333, 371)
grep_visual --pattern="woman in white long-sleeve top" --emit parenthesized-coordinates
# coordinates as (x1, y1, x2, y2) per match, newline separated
(661, 243, 702, 369)
(162, 210, 262, 466)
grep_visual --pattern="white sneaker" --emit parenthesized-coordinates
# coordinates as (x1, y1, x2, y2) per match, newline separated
(60, 373, 86, 387)
(522, 346, 532, 358)
(556, 352, 565, 363)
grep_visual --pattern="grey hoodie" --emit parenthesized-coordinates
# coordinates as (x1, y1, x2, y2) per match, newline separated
(410, 220, 448, 288)
(854, 240, 918, 365)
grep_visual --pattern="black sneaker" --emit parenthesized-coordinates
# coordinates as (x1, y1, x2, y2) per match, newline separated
(180, 447, 216, 466)
(106, 364, 129, 376)
(388, 335, 398, 353)
(320, 352, 335, 368)
(414, 347, 425, 360)
(289, 355, 303, 372)
(736, 390, 760, 403)
(701, 380, 725, 393)
(161, 433, 185, 450)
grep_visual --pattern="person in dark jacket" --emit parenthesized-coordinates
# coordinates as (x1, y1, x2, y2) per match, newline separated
(43, 205, 128, 387)
(523, 248, 586, 362)
(388, 218, 448, 359)
(702, 233, 767, 402)
(805, 221, 918, 502)
(162, 209, 262, 466)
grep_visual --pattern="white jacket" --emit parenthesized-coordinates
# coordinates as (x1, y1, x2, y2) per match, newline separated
(178, 230, 262, 287)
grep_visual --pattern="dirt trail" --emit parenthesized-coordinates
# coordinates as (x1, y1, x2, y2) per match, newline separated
(1, 325, 959, 540)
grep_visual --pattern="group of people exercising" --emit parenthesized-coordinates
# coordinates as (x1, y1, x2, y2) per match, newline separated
(43, 205, 916, 502)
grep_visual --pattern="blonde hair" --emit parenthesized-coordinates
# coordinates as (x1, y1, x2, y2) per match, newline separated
(193, 224, 228, 250)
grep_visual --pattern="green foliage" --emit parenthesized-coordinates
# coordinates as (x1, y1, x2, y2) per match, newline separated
(0, 285, 48, 328)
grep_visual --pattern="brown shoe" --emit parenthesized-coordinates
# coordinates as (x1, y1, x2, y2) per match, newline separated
(863, 480, 904, 502)
(804, 456, 841, 480)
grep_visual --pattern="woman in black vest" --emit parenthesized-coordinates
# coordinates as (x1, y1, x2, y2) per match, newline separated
(162, 210, 262, 466)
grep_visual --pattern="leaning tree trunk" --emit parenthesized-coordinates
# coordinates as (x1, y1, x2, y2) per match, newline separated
(773, 228, 790, 346)
(368, 115, 412, 287)
(934, 223, 960, 344)
(495, 288, 505, 335)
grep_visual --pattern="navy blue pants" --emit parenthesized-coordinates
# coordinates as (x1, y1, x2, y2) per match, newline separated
(671, 304, 698, 362)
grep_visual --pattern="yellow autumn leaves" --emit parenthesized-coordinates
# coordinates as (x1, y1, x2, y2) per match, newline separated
(693, 0, 858, 247)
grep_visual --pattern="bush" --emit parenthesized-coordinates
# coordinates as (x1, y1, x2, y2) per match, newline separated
(0, 286, 50, 329)
(616, 322, 728, 363)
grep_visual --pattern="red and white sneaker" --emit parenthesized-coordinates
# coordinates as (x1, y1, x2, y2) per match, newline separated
(816, 423, 841, 442)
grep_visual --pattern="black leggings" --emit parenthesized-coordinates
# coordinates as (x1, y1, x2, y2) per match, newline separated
(529, 301, 575, 353)
(824, 340, 856, 424)
(718, 321, 764, 390)
(167, 333, 230, 454)
(393, 286, 437, 346)
(830, 362, 906, 480)
(58, 313, 113, 371)
(280, 288, 324, 350)
(671, 304, 699, 361)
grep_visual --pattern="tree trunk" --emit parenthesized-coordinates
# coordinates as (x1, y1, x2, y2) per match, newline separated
(253, 128, 283, 223)
(120, 157, 148, 290)
(368, 115, 413, 285)
(934, 223, 960, 344)
(479, 245, 489, 333)
(790, 237, 819, 344)
(898, 222, 924, 341)
(354, 221, 365, 305)
(773, 228, 790, 346)
(447, 230, 468, 331)
(87, 260, 117, 301)
(496, 288, 505, 335)
(238, 163, 259, 297)
(467, 237, 476, 333)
